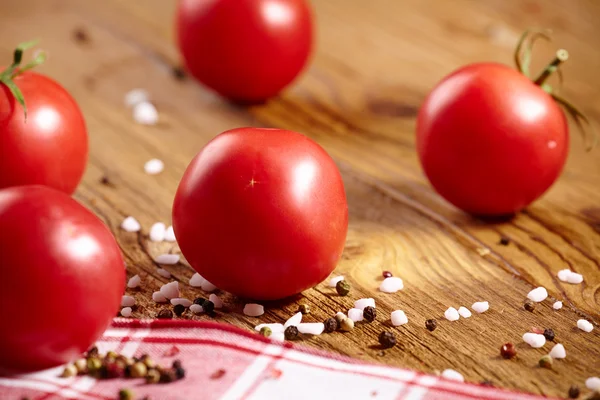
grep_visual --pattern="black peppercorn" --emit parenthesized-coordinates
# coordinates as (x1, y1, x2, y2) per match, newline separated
(175, 367, 186, 380)
(159, 369, 177, 383)
(157, 309, 173, 319)
(336, 280, 351, 296)
(172, 360, 182, 369)
(173, 304, 185, 317)
(425, 319, 437, 332)
(378, 331, 396, 348)
(524, 299, 536, 312)
(323, 318, 338, 333)
(87, 346, 99, 358)
(568, 385, 580, 398)
(284, 325, 299, 340)
(193, 298, 206, 306)
(382, 271, 392, 278)
(172, 66, 187, 81)
(202, 300, 215, 314)
(500, 343, 517, 359)
(499, 236, 510, 246)
(543, 328, 555, 341)
(363, 306, 376, 322)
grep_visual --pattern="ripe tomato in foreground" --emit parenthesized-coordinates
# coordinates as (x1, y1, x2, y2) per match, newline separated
(0, 186, 125, 373)
(0, 41, 88, 194)
(416, 30, 592, 216)
(173, 128, 348, 300)
(176, 0, 313, 102)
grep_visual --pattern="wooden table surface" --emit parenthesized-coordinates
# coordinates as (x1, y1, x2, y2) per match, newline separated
(3, 0, 600, 397)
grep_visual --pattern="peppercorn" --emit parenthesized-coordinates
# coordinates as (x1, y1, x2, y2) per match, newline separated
(193, 297, 206, 306)
(119, 388, 134, 400)
(284, 325, 299, 340)
(74, 358, 87, 374)
(378, 331, 397, 349)
(363, 306, 376, 322)
(339, 317, 354, 332)
(159, 369, 177, 383)
(298, 304, 310, 314)
(543, 328, 555, 341)
(538, 355, 553, 369)
(202, 300, 215, 314)
(87, 357, 102, 375)
(173, 304, 185, 317)
(86, 346, 99, 358)
(172, 66, 187, 81)
(584, 392, 600, 400)
(500, 343, 517, 359)
(425, 319, 437, 332)
(106, 361, 125, 378)
(335, 313, 346, 324)
(157, 309, 173, 319)
(175, 367, 186, 380)
(131, 362, 148, 378)
(60, 364, 77, 378)
(336, 280, 351, 296)
(145, 369, 160, 384)
(499, 236, 510, 246)
(323, 318, 338, 333)
(140, 354, 156, 369)
(524, 299, 536, 312)
(382, 271, 392, 278)
(106, 351, 118, 360)
(260, 326, 272, 337)
(569, 386, 580, 399)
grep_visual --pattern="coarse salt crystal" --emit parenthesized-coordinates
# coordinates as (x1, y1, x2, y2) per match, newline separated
(157, 268, 171, 278)
(553, 301, 563, 310)
(577, 319, 594, 333)
(527, 287, 548, 302)
(441, 369, 464, 382)
(124, 88, 148, 107)
(348, 308, 364, 322)
(144, 159, 164, 175)
(133, 101, 158, 125)
(255, 323, 285, 333)
(127, 275, 141, 288)
(121, 216, 140, 232)
(149, 222, 166, 241)
(284, 312, 302, 327)
(244, 303, 264, 317)
(391, 310, 408, 326)
(170, 298, 192, 308)
(328, 276, 344, 287)
(444, 307, 460, 321)
(201, 279, 217, 292)
(270, 332, 285, 342)
(471, 301, 489, 313)
(566, 272, 583, 284)
(458, 306, 471, 318)
(557, 269, 571, 282)
(522, 333, 546, 348)
(120, 307, 132, 317)
(190, 304, 203, 314)
(586, 377, 600, 391)
(298, 323, 325, 335)
(160, 281, 179, 299)
(152, 291, 167, 303)
(379, 277, 404, 293)
(549, 343, 566, 359)
(209, 294, 223, 309)
(121, 295, 135, 307)
(189, 273, 204, 287)
(164, 226, 176, 242)
(155, 254, 180, 265)
(354, 298, 376, 310)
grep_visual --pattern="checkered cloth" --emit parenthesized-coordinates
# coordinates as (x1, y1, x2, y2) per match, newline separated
(0, 319, 555, 400)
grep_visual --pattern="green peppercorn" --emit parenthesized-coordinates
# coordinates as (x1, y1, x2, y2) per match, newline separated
(106, 351, 118, 360)
(538, 355, 553, 369)
(259, 326, 272, 337)
(60, 364, 77, 378)
(87, 357, 102, 375)
(524, 300, 536, 312)
(74, 358, 87, 374)
(202, 300, 215, 314)
(131, 362, 148, 378)
(298, 304, 310, 314)
(363, 306, 376, 322)
(323, 318, 338, 333)
(336, 280, 351, 296)
(145, 369, 160, 384)
(118, 388, 134, 400)
(339, 317, 354, 332)
(378, 331, 397, 349)
(140, 355, 156, 369)
(284, 325, 299, 340)
(173, 304, 186, 317)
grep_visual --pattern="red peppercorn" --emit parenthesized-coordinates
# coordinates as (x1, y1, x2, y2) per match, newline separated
(500, 343, 517, 359)
(382, 271, 392, 278)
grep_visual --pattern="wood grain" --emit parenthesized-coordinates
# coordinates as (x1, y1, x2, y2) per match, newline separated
(2, 0, 600, 397)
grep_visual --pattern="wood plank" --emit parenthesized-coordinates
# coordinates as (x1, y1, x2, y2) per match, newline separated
(1, 0, 599, 397)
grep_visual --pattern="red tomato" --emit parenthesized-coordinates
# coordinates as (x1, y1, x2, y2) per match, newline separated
(0, 186, 125, 373)
(416, 63, 568, 216)
(176, 0, 313, 102)
(173, 128, 348, 300)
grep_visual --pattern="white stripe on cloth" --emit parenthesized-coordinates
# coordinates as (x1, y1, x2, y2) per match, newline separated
(402, 375, 439, 400)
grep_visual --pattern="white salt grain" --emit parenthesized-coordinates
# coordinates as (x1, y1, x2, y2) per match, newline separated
(144, 159, 164, 175)
(444, 307, 460, 321)
(348, 308, 364, 322)
(152, 291, 167, 303)
(190, 304, 203, 314)
(329, 276, 345, 287)
(284, 312, 302, 327)
(201, 279, 217, 292)
(270, 332, 285, 342)
(471, 301, 489, 313)
(298, 323, 325, 335)
(553, 301, 563, 310)
(127, 275, 141, 288)
(557, 269, 571, 282)
(157, 268, 171, 278)
(458, 306, 472, 318)
(121, 216, 141, 232)
(527, 287, 548, 302)
(549, 343, 566, 359)
(133, 101, 158, 125)
(189, 273, 204, 287)
(391, 310, 408, 326)
(244, 303, 264, 317)
(164, 226, 176, 242)
(121, 295, 135, 307)
(120, 307, 132, 317)
(522, 333, 546, 348)
(566, 272, 583, 284)
(354, 298, 376, 310)
(170, 298, 192, 308)
(379, 277, 404, 293)
(160, 281, 179, 299)
(586, 377, 600, 391)
(209, 294, 223, 309)
(124, 88, 148, 107)
(255, 323, 285, 333)
(149, 222, 166, 241)
(155, 254, 180, 265)
(441, 369, 464, 382)
(577, 319, 594, 333)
